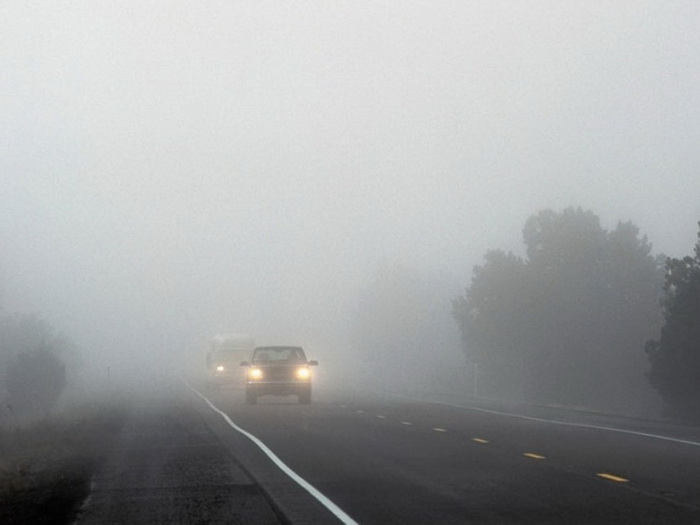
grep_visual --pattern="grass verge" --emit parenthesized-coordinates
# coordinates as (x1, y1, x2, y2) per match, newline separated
(0, 403, 126, 525)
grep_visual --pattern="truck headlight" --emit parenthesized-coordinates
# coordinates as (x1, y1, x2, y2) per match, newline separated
(249, 368, 263, 380)
(296, 367, 311, 380)
(216, 365, 225, 372)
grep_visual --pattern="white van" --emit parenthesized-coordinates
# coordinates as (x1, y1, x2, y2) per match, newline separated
(206, 333, 255, 389)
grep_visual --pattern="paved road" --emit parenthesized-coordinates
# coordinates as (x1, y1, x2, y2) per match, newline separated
(202, 386, 700, 524)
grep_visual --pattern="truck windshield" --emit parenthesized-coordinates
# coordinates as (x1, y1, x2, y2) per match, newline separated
(252, 348, 305, 363)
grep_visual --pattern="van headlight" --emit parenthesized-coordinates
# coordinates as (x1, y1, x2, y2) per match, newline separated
(249, 368, 263, 380)
(296, 367, 311, 380)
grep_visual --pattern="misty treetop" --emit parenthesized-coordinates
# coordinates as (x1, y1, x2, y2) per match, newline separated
(454, 207, 664, 414)
(646, 222, 700, 421)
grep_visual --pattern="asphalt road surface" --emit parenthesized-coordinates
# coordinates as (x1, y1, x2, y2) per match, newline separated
(76, 381, 700, 524)
(199, 386, 700, 524)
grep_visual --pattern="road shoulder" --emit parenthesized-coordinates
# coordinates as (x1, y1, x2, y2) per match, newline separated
(76, 394, 282, 524)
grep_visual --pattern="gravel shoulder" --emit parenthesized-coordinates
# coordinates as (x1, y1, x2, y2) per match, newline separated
(75, 394, 283, 524)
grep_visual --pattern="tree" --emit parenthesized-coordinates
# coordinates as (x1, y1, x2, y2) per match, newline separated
(0, 314, 73, 423)
(646, 222, 700, 420)
(454, 207, 665, 413)
(6, 345, 66, 421)
(453, 250, 528, 397)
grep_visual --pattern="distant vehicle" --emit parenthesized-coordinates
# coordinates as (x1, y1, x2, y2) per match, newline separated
(241, 346, 318, 405)
(206, 333, 255, 389)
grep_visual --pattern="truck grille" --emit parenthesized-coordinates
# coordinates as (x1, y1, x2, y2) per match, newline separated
(263, 365, 297, 381)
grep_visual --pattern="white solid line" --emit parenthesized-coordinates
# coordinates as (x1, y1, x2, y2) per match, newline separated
(187, 384, 358, 525)
(387, 392, 700, 449)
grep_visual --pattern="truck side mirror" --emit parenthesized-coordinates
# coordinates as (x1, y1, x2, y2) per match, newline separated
(308, 360, 319, 366)
(240, 361, 250, 367)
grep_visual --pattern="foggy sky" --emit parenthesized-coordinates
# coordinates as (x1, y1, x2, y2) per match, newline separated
(1, 2, 699, 375)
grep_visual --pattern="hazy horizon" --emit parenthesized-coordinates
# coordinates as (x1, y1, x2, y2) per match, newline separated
(2, 2, 699, 381)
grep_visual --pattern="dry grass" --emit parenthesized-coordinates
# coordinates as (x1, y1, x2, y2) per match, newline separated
(0, 404, 126, 525)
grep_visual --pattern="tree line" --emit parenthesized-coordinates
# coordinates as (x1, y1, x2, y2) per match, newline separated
(349, 207, 700, 419)
(452, 207, 700, 419)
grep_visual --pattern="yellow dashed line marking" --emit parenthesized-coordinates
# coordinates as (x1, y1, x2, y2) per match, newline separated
(376, 415, 386, 419)
(472, 438, 489, 444)
(433, 427, 448, 433)
(523, 453, 546, 460)
(401, 421, 412, 426)
(597, 473, 629, 483)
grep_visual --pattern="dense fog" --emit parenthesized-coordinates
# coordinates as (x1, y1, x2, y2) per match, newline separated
(1, 2, 699, 409)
